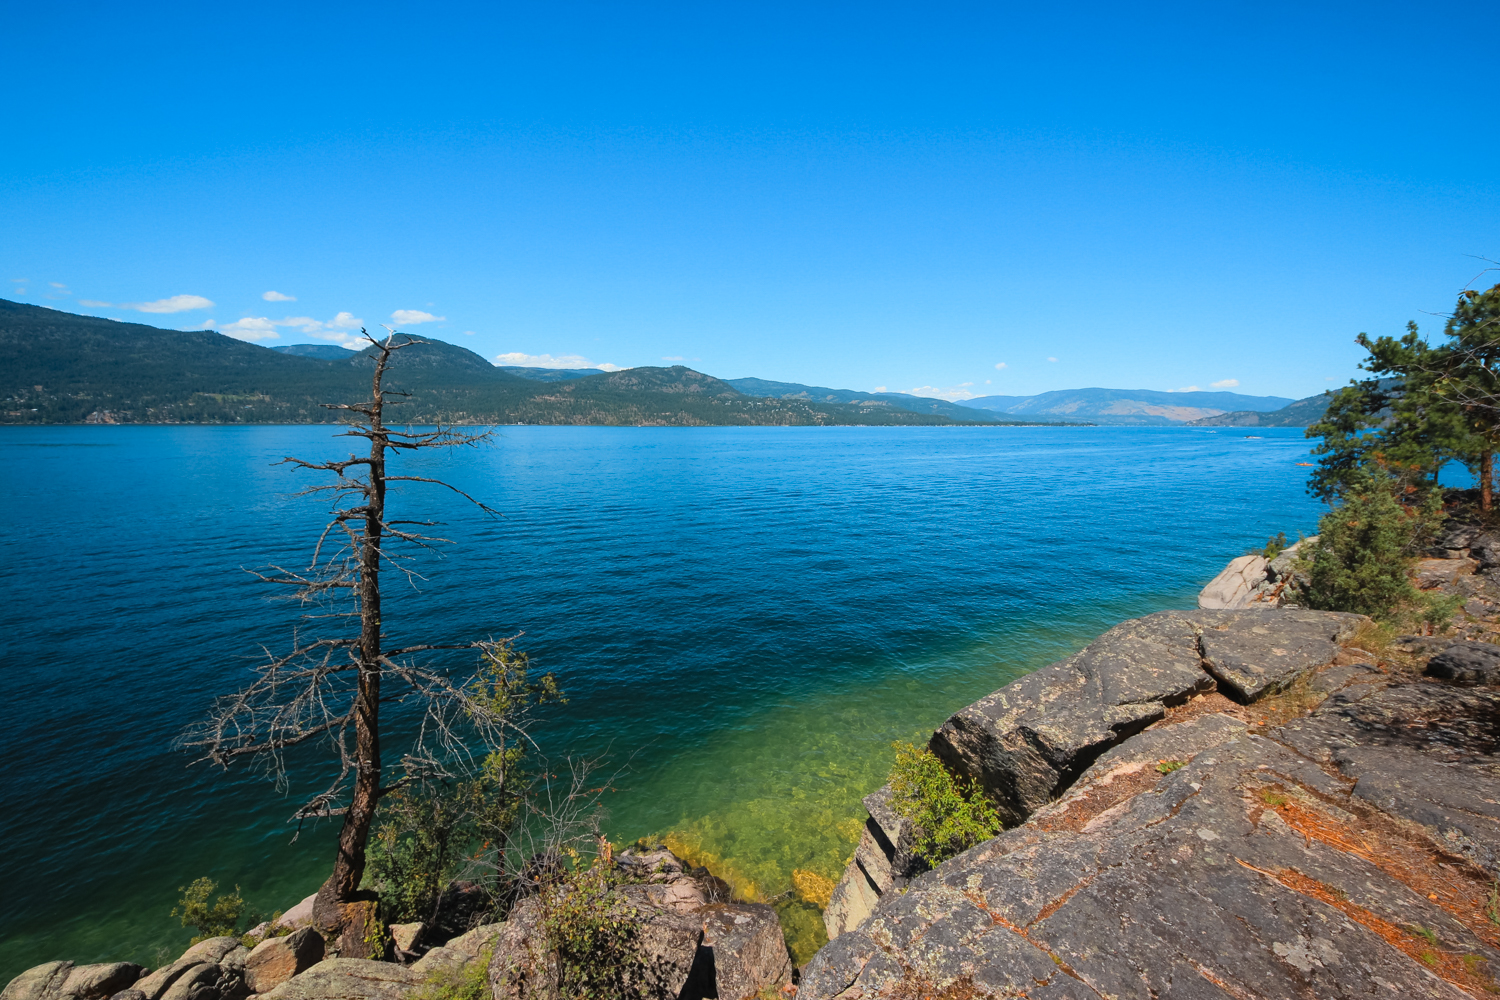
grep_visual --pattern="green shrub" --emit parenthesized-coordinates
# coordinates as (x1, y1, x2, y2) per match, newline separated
(887, 742, 1002, 868)
(536, 857, 644, 1000)
(411, 948, 493, 1000)
(172, 878, 245, 944)
(1303, 467, 1443, 619)
(1255, 532, 1289, 559)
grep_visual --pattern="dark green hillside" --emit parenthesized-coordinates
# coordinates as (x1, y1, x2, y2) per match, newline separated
(1185, 393, 1331, 427)
(0, 299, 371, 423)
(0, 300, 995, 426)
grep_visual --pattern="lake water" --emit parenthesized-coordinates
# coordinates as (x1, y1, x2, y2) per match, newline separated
(0, 424, 1327, 977)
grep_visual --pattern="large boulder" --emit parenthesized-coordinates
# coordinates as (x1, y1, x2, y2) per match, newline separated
(245, 929, 325, 994)
(3, 964, 74, 1000)
(258, 961, 422, 1000)
(133, 939, 243, 1000)
(488, 896, 703, 1000)
(1426, 641, 1500, 686)
(59, 966, 146, 1000)
(1196, 554, 1270, 609)
(693, 904, 792, 1000)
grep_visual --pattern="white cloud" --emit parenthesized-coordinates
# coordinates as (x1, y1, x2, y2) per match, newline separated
(662, 355, 685, 361)
(123, 294, 215, 313)
(1173, 385, 1202, 393)
(196, 319, 216, 329)
(392, 309, 444, 325)
(463, 330, 476, 336)
(994, 362, 1007, 370)
(220, 317, 282, 342)
(217, 312, 368, 346)
(262, 290, 296, 302)
(49, 282, 67, 289)
(1210, 378, 1240, 389)
(78, 299, 111, 307)
(873, 386, 889, 393)
(493, 351, 626, 372)
(1047, 356, 1058, 362)
(903, 382, 977, 401)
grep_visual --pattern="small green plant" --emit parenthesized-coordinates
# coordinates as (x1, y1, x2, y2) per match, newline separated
(1487, 883, 1500, 927)
(1255, 532, 1289, 559)
(172, 878, 245, 944)
(412, 947, 494, 1000)
(887, 742, 1003, 868)
(1258, 788, 1288, 808)
(535, 857, 644, 999)
(1412, 924, 1439, 945)
(1155, 760, 1186, 774)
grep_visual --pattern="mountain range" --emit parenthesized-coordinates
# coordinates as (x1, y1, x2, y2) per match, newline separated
(0, 299, 1328, 427)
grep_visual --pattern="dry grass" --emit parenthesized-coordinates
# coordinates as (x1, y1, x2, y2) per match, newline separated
(875, 974, 989, 1000)
(1240, 861, 1498, 995)
(1248, 781, 1500, 992)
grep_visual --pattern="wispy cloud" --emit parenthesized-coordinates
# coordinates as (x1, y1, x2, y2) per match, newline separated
(219, 311, 366, 346)
(494, 351, 625, 372)
(122, 294, 215, 313)
(1173, 385, 1202, 392)
(903, 382, 977, 401)
(1210, 378, 1239, 389)
(662, 355, 684, 361)
(262, 290, 296, 302)
(1047, 357, 1058, 362)
(78, 299, 111, 307)
(462, 330, 476, 336)
(391, 309, 444, 325)
(994, 362, 1007, 370)
(49, 282, 68, 290)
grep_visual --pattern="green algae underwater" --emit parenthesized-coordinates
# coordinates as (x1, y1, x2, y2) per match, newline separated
(0, 425, 1327, 979)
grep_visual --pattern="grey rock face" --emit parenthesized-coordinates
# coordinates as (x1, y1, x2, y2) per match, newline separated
(2, 964, 74, 1000)
(1195, 607, 1362, 700)
(929, 609, 1357, 826)
(1426, 641, 1500, 685)
(692, 904, 792, 1000)
(803, 695, 1497, 999)
(258, 961, 422, 1000)
(826, 608, 1367, 942)
(57, 966, 146, 1000)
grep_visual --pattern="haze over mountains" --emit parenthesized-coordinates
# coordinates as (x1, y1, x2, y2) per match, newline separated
(2, 300, 1326, 426)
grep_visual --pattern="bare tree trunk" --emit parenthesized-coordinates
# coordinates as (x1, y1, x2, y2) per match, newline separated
(314, 350, 392, 947)
(1484, 449, 1494, 514)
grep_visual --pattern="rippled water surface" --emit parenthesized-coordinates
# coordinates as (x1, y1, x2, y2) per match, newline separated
(0, 424, 1325, 976)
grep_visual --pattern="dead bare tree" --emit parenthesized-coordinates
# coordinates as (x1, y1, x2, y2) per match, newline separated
(180, 329, 548, 952)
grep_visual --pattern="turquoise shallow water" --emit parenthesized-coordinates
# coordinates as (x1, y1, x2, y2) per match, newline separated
(0, 424, 1325, 976)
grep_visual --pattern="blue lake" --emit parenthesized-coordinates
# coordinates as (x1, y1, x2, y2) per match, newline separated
(0, 424, 1326, 975)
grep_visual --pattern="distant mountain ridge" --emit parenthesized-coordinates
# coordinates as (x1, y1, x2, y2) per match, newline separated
(0, 300, 1003, 427)
(1186, 392, 1332, 427)
(957, 387, 1296, 426)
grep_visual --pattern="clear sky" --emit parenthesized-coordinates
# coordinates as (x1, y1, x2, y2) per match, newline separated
(4, 1, 1496, 401)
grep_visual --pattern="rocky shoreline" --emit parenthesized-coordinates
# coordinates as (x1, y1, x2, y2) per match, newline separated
(13, 546, 1500, 999)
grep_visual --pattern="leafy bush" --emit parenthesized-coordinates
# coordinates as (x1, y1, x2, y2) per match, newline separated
(1303, 467, 1443, 619)
(537, 856, 644, 1000)
(172, 878, 245, 944)
(1254, 532, 1289, 559)
(365, 639, 563, 924)
(411, 948, 493, 1000)
(887, 742, 1002, 867)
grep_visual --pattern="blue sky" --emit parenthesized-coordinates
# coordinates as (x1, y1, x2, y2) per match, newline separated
(4, 1, 1496, 401)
